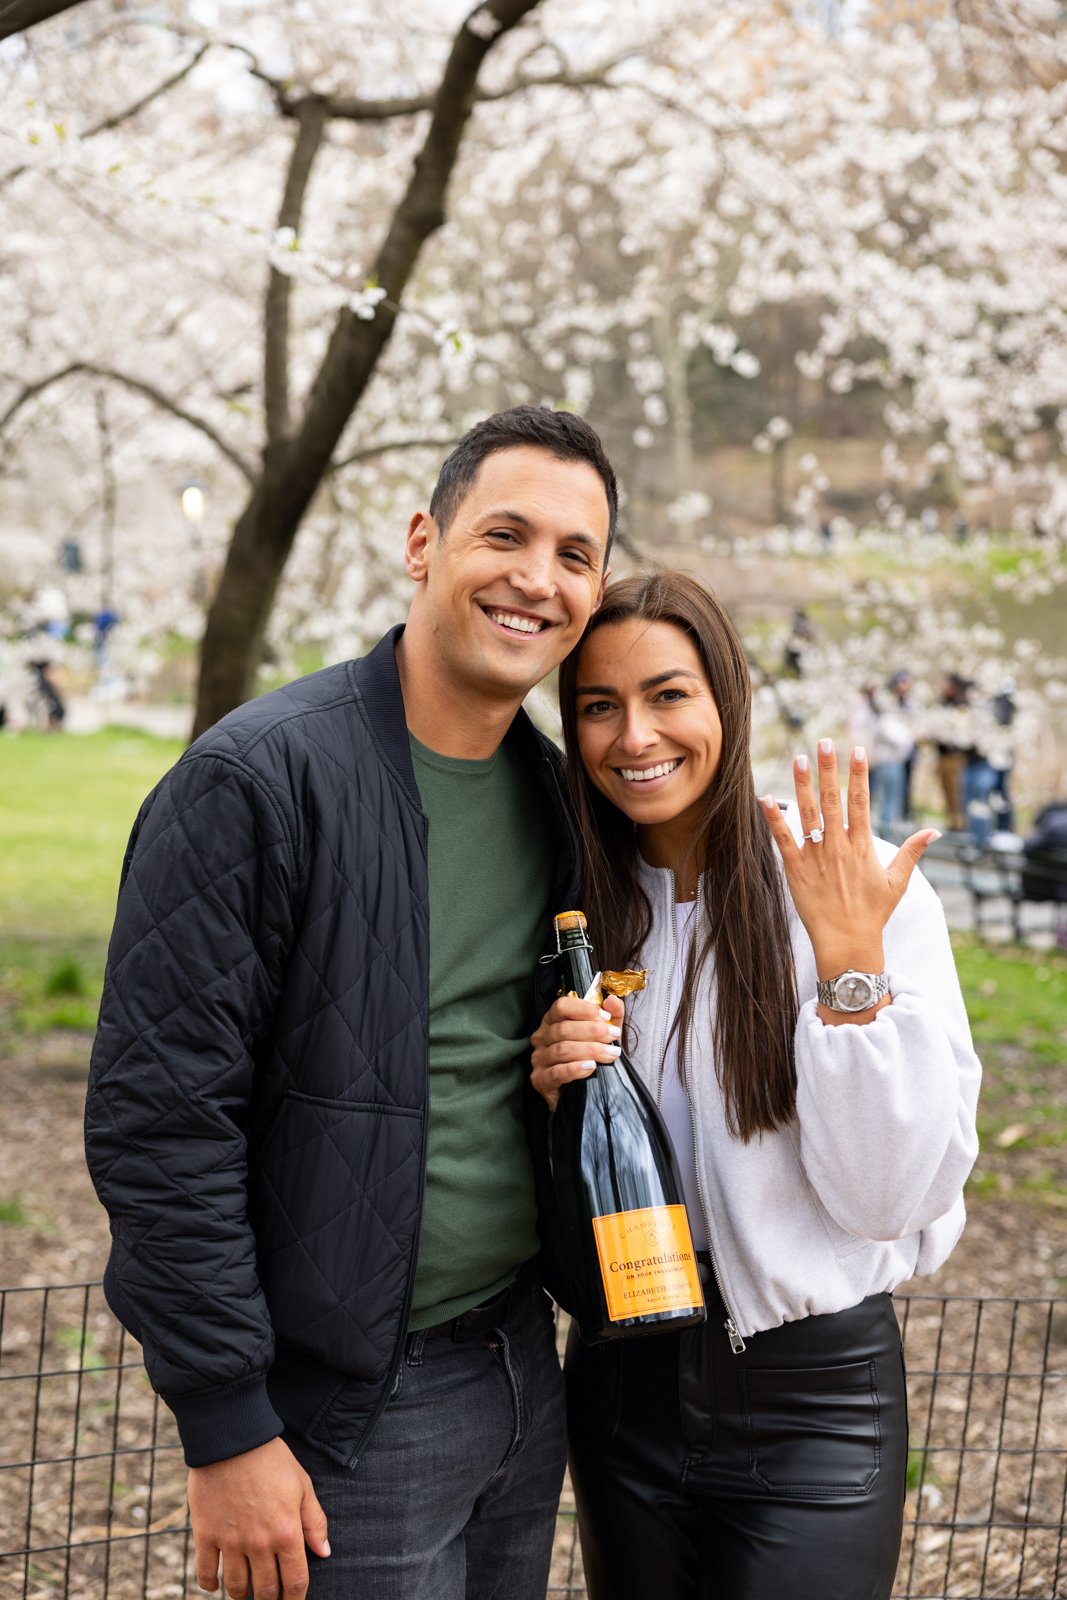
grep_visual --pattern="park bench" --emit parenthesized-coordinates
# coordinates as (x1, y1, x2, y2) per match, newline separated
(954, 839, 1067, 943)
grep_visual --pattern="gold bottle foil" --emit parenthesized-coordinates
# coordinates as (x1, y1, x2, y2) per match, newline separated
(563, 969, 648, 1005)
(601, 969, 648, 999)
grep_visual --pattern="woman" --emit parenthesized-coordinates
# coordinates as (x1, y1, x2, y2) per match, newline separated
(532, 572, 980, 1600)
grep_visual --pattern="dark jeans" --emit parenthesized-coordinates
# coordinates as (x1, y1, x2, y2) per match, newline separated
(286, 1269, 566, 1600)
(567, 1281, 908, 1600)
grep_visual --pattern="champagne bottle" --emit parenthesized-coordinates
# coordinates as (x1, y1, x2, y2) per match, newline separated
(548, 909, 705, 1342)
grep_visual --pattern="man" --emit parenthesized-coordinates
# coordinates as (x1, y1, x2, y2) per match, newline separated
(84, 405, 617, 1600)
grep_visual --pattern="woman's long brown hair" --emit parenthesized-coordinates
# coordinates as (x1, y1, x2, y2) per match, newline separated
(558, 571, 798, 1141)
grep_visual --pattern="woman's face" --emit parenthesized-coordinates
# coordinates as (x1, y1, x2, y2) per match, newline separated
(574, 618, 724, 841)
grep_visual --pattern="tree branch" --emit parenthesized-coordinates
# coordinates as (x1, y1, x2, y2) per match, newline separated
(83, 41, 210, 137)
(0, 362, 257, 484)
(0, 41, 211, 193)
(226, 35, 629, 123)
(310, 68, 615, 120)
(265, 97, 328, 446)
(329, 433, 458, 474)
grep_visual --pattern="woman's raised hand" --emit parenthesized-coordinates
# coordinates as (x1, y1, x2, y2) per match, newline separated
(531, 993, 626, 1113)
(759, 740, 940, 983)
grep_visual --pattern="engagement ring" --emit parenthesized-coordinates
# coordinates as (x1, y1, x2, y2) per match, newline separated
(804, 827, 824, 843)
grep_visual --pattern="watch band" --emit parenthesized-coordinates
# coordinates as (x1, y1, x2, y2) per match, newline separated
(816, 969, 890, 1012)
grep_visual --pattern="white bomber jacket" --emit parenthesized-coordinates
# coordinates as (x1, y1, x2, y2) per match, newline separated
(625, 831, 982, 1342)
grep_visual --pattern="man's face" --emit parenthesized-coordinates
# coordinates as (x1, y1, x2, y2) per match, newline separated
(404, 445, 611, 703)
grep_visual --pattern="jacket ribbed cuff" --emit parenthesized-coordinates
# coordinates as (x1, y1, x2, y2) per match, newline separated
(169, 1373, 285, 1468)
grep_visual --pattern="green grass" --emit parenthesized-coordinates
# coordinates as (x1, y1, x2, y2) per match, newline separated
(952, 935, 1067, 1203)
(0, 728, 183, 940)
(0, 935, 107, 1051)
(0, 729, 181, 1054)
(0, 1193, 30, 1226)
(906, 1448, 936, 1493)
(43, 955, 86, 997)
(55, 1325, 106, 1370)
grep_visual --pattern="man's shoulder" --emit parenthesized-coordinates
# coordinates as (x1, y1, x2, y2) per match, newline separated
(189, 661, 363, 770)
(168, 631, 413, 829)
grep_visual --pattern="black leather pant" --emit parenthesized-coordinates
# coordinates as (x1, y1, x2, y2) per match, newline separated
(565, 1280, 907, 1600)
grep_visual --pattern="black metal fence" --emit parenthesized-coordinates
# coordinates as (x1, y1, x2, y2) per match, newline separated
(2, 1283, 1064, 1599)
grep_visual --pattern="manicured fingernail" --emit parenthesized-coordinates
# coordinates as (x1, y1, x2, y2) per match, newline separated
(323, 1541, 332, 1558)
(606, 1024, 622, 1039)
(924, 829, 942, 843)
(819, 738, 833, 755)
(598, 1008, 611, 1020)
(853, 745, 866, 763)
(603, 1044, 622, 1057)
(579, 1061, 597, 1073)
(795, 754, 809, 773)
(760, 793, 776, 809)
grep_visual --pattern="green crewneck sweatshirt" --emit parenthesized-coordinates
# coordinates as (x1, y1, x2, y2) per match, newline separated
(406, 729, 555, 1330)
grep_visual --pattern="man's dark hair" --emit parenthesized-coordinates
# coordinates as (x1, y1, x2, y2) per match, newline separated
(429, 405, 618, 560)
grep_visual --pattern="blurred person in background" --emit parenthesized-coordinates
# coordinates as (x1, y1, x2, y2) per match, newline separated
(849, 681, 914, 836)
(27, 657, 66, 730)
(887, 671, 917, 820)
(962, 679, 1017, 848)
(930, 672, 973, 833)
(987, 677, 1016, 837)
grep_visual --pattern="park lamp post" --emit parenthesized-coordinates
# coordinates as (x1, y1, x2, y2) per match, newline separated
(178, 480, 208, 604)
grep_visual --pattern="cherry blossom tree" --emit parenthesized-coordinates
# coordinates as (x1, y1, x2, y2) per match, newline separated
(1, 0, 1064, 784)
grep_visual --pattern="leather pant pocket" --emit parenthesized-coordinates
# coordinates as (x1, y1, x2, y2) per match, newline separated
(741, 1358, 880, 1496)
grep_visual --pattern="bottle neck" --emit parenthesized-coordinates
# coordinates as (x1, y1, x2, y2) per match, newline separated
(557, 934, 598, 999)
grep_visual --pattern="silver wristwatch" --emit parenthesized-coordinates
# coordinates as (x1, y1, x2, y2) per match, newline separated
(816, 969, 890, 1012)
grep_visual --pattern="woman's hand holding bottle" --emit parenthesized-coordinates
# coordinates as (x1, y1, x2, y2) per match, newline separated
(531, 992, 626, 1112)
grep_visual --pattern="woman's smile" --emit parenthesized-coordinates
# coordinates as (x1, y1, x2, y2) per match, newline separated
(613, 757, 685, 787)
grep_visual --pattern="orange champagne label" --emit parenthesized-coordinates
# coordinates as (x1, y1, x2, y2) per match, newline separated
(591, 1205, 703, 1321)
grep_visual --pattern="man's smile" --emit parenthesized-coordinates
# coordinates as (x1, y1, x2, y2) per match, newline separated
(481, 605, 552, 637)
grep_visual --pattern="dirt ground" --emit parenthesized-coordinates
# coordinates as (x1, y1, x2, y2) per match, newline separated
(2, 1034, 1065, 1599)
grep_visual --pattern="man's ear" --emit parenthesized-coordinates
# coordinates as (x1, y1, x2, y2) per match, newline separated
(405, 511, 434, 581)
(592, 564, 611, 613)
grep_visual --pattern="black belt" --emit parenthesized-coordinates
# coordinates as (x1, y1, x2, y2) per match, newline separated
(420, 1263, 534, 1343)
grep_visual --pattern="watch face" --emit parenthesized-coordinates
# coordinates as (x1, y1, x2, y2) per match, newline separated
(836, 972, 876, 1009)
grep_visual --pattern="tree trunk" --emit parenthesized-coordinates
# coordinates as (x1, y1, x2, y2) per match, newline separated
(191, 0, 544, 739)
(0, 0, 84, 40)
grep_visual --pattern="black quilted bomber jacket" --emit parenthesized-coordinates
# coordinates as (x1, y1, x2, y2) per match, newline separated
(84, 626, 579, 1470)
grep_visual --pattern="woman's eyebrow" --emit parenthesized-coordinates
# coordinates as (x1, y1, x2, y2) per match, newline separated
(639, 669, 701, 691)
(575, 668, 701, 696)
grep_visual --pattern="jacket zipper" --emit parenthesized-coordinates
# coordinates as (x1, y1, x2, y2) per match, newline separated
(659, 874, 746, 1355)
(683, 1062, 746, 1354)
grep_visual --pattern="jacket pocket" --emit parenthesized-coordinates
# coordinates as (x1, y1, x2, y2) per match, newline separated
(250, 1091, 423, 1363)
(742, 1359, 881, 1496)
